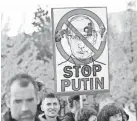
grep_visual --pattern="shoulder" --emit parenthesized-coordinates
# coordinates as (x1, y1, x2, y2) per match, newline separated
(38, 113, 47, 121)
(2, 111, 15, 121)
(65, 112, 73, 116)
(62, 112, 75, 121)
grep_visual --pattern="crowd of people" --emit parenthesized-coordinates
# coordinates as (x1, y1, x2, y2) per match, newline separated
(2, 73, 136, 121)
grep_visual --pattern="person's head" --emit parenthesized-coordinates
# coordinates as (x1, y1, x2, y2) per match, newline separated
(66, 15, 97, 60)
(41, 93, 60, 118)
(76, 107, 97, 121)
(81, 95, 89, 108)
(116, 104, 129, 121)
(68, 95, 80, 113)
(5, 73, 39, 121)
(97, 103, 123, 121)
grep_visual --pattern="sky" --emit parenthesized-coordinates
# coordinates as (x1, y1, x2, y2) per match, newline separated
(1, 0, 136, 36)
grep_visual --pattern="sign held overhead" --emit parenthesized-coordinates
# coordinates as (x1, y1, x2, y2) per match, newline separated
(51, 7, 109, 95)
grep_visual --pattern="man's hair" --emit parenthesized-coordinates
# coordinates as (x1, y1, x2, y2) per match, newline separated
(97, 103, 123, 121)
(68, 95, 80, 108)
(42, 93, 59, 101)
(45, 93, 57, 98)
(76, 107, 97, 121)
(6, 73, 39, 96)
(42, 93, 60, 108)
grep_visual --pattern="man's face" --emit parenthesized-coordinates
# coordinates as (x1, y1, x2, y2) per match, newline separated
(88, 115, 97, 121)
(68, 36, 96, 60)
(67, 17, 97, 60)
(109, 113, 122, 121)
(8, 81, 38, 121)
(82, 95, 89, 107)
(42, 98, 60, 118)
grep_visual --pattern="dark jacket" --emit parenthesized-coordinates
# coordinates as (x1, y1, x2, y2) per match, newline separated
(2, 110, 40, 121)
(39, 114, 61, 121)
(62, 112, 75, 121)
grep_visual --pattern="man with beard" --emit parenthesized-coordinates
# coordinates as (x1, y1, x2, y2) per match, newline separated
(3, 73, 40, 121)
(39, 93, 61, 121)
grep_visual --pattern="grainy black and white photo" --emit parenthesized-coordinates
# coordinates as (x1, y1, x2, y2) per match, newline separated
(1, 0, 137, 121)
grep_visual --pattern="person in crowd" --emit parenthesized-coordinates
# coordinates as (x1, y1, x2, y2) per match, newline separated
(62, 95, 80, 121)
(36, 81, 47, 116)
(3, 73, 40, 121)
(122, 110, 129, 121)
(97, 103, 123, 121)
(75, 107, 97, 121)
(39, 93, 61, 121)
(123, 101, 136, 121)
(55, 15, 106, 65)
(81, 95, 89, 108)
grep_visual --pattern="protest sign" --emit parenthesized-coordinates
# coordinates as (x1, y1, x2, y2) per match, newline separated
(51, 7, 109, 95)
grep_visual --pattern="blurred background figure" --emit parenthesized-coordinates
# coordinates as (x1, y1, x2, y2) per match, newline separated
(62, 95, 80, 121)
(97, 103, 123, 121)
(75, 107, 97, 121)
(124, 101, 136, 121)
(81, 95, 89, 108)
(36, 81, 47, 116)
(122, 110, 129, 121)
